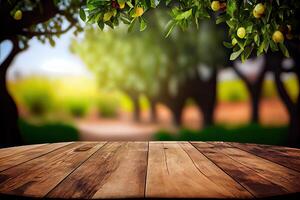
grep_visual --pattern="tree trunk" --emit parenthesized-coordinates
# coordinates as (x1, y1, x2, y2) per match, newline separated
(0, 38, 23, 147)
(172, 103, 183, 126)
(196, 69, 217, 127)
(131, 95, 140, 122)
(233, 63, 267, 124)
(149, 98, 157, 123)
(289, 110, 300, 147)
(168, 97, 185, 126)
(271, 51, 300, 147)
(249, 86, 260, 123)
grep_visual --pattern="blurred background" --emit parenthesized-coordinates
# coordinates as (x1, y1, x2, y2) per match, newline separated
(1, 10, 297, 145)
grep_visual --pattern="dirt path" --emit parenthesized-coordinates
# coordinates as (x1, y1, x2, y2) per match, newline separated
(76, 120, 166, 141)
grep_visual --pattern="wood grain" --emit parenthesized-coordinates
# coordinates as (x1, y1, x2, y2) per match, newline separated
(0, 141, 299, 199)
(0, 144, 46, 159)
(179, 142, 252, 198)
(0, 142, 71, 172)
(212, 142, 300, 192)
(192, 142, 290, 198)
(146, 142, 243, 198)
(47, 142, 148, 199)
(229, 142, 300, 172)
(0, 142, 104, 197)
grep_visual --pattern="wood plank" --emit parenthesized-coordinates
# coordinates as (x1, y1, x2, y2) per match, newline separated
(229, 142, 300, 172)
(180, 142, 252, 198)
(192, 142, 290, 198)
(0, 142, 71, 172)
(208, 142, 300, 193)
(0, 142, 105, 198)
(146, 142, 241, 198)
(47, 142, 148, 199)
(0, 144, 47, 159)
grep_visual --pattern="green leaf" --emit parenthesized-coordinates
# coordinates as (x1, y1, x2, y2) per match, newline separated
(98, 20, 104, 30)
(128, 18, 136, 33)
(227, 0, 237, 17)
(175, 9, 192, 21)
(140, 17, 147, 31)
(165, 20, 176, 38)
(279, 43, 290, 57)
(230, 48, 243, 60)
(80, 8, 86, 22)
(223, 41, 233, 48)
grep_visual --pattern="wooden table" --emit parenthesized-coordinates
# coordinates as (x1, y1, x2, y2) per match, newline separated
(0, 142, 299, 199)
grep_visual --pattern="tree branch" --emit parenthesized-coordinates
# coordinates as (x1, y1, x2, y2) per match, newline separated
(274, 66, 295, 114)
(0, 0, 59, 38)
(20, 23, 74, 37)
(0, 37, 23, 78)
(232, 64, 252, 89)
(281, 68, 296, 73)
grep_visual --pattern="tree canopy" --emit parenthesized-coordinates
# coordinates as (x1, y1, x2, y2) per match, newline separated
(71, 26, 168, 98)
(82, 0, 300, 62)
(71, 9, 228, 99)
(1, 0, 83, 48)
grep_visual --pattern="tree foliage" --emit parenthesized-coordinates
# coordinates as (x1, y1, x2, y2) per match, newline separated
(1, 0, 83, 48)
(83, 0, 300, 62)
(71, 26, 168, 98)
(72, 9, 228, 100)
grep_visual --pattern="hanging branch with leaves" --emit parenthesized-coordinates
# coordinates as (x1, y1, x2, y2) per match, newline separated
(82, 0, 300, 62)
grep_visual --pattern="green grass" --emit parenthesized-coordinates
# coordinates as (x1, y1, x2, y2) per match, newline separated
(155, 124, 288, 146)
(19, 119, 79, 144)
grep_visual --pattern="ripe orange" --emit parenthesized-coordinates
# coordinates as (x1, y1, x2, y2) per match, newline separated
(135, 7, 144, 17)
(272, 31, 284, 43)
(237, 27, 246, 39)
(211, 1, 220, 12)
(14, 10, 22, 20)
(119, 2, 125, 9)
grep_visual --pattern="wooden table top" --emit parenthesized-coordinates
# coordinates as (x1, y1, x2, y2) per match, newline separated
(0, 141, 299, 199)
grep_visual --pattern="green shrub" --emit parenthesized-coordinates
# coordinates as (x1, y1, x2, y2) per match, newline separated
(19, 119, 79, 144)
(63, 99, 89, 118)
(97, 95, 119, 118)
(22, 86, 53, 115)
(9, 77, 54, 116)
(155, 124, 288, 146)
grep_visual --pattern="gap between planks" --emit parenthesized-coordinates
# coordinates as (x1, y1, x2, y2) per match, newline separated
(0, 142, 74, 172)
(191, 141, 300, 197)
(227, 142, 300, 172)
(44, 142, 108, 197)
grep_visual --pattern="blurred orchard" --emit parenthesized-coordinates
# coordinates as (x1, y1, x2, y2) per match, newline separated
(1, 1, 300, 147)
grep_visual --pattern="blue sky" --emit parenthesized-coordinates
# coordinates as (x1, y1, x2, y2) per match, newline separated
(0, 28, 91, 80)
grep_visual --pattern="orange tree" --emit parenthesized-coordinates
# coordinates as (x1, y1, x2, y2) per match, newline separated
(83, 0, 300, 146)
(1, 0, 83, 147)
